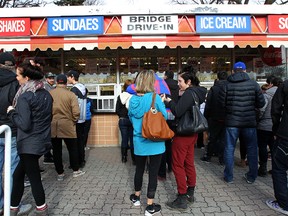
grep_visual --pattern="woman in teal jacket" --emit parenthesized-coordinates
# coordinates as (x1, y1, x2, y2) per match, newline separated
(128, 70, 167, 216)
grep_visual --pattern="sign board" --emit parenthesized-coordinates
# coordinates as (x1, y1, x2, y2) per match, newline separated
(196, 15, 251, 34)
(122, 15, 178, 34)
(0, 18, 30, 36)
(47, 16, 104, 36)
(268, 15, 288, 33)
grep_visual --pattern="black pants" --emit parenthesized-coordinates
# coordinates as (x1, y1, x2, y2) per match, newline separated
(83, 119, 91, 148)
(206, 119, 225, 160)
(51, 138, 80, 173)
(76, 122, 86, 165)
(158, 139, 172, 177)
(11, 154, 45, 207)
(134, 154, 162, 199)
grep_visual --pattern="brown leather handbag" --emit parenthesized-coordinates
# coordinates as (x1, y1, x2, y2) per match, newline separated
(142, 93, 175, 141)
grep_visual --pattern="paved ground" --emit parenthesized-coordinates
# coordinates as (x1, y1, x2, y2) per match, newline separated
(21, 145, 281, 216)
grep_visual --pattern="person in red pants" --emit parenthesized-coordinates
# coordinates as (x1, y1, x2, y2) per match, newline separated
(163, 69, 207, 211)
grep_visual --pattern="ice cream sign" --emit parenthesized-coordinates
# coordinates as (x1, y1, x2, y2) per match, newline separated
(196, 15, 251, 34)
(47, 16, 104, 36)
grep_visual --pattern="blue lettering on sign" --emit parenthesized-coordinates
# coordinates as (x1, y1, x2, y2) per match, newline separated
(196, 15, 251, 34)
(47, 16, 104, 36)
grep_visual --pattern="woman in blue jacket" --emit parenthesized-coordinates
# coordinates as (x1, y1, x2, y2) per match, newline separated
(128, 70, 167, 216)
(7, 62, 53, 216)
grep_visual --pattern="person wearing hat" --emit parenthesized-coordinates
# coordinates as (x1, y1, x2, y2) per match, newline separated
(43, 72, 56, 92)
(0, 52, 33, 215)
(219, 61, 265, 184)
(49, 74, 85, 181)
(42, 72, 56, 165)
(66, 70, 87, 168)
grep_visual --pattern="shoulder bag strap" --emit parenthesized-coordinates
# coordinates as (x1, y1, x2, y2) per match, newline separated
(190, 90, 199, 107)
(151, 92, 156, 108)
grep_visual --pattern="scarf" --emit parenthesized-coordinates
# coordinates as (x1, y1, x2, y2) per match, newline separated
(13, 80, 44, 107)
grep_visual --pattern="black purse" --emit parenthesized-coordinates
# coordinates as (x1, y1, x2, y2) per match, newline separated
(176, 90, 208, 135)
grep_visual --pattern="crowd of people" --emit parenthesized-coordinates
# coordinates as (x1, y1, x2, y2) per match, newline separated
(0, 50, 287, 216)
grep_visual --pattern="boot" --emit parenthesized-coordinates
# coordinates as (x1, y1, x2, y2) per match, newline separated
(130, 148, 136, 165)
(121, 147, 127, 163)
(166, 194, 188, 210)
(186, 186, 195, 203)
(258, 162, 267, 177)
(10, 209, 19, 216)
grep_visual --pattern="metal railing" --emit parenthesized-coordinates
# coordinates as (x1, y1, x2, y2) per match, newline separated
(0, 125, 11, 216)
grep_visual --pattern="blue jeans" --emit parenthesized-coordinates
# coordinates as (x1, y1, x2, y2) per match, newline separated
(119, 118, 134, 149)
(272, 138, 288, 211)
(224, 127, 258, 182)
(0, 136, 19, 209)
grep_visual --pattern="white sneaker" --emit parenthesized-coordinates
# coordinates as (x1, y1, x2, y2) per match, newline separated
(18, 203, 32, 215)
(73, 170, 85, 178)
(266, 200, 288, 215)
(57, 173, 65, 181)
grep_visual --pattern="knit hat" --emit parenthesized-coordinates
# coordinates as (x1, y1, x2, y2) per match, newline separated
(0, 52, 15, 66)
(56, 74, 67, 84)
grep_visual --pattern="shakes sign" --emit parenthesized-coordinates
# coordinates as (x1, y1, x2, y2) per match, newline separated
(122, 15, 178, 34)
(0, 18, 30, 36)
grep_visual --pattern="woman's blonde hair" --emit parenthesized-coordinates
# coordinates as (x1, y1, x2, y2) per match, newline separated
(135, 70, 155, 94)
(123, 79, 133, 91)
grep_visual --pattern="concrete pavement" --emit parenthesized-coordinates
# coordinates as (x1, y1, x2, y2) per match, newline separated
(21, 146, 281, 216)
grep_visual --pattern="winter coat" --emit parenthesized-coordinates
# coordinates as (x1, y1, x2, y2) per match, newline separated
(257, 86, 277, 132)
(116, 92, 132, 118)
(128, 92, 167, 156)
(164, 78, 179, 103)
(50, 86, 80, 138)
(166, 86, 207, 135)
(0, 67, 19, 138)
(204, 80, 227, 121)
(271, 80, 288, 140)
(219, 72, 265, 128)
(8, 89, 53, 155)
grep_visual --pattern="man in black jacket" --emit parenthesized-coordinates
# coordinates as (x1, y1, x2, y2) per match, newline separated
(0, 52, 32, 214)
(220, 62, 265, 184)
(266, 80, 288, 215)
(202, 71, 228, 165)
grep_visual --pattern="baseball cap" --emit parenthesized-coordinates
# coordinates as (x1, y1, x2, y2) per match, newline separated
(0, 52, 15, 66)
(45, 72, 56, 78)
(56, 74, 67, 84)
(233, 62, 246, 70)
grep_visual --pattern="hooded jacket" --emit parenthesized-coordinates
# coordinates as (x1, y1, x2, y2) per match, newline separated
(220, 72, 265, 128)
(128, 92, 167, 156)
(0, 67, 19, 138)
(71, 82, 87, 123)
(164, 78, 179, 103)
(271, 80, 288, 140)
(257, 86, 278, 131)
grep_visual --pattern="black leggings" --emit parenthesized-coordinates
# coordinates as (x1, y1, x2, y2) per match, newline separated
(134, 154, 162, 199)
(11, 154, 45, 207)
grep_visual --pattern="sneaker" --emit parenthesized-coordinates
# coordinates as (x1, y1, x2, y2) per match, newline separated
(35, 204, 48, 216)
(43, 157, 54, 165)
(166, 194, 188, 210)
(200, 156, 211, 163)
(57, 173, 65, 181)
(24, 180, 31, 187)
(84, 146, 90, 150)
(130, 194, 140, 206)
(243, 173, 255, 184)
(266, 200, 288, 215)
(145, 203, 161, 216)
(223, 177, 233, 184)
(73, 170, 85, 178)
(18, 203, 33, 215)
